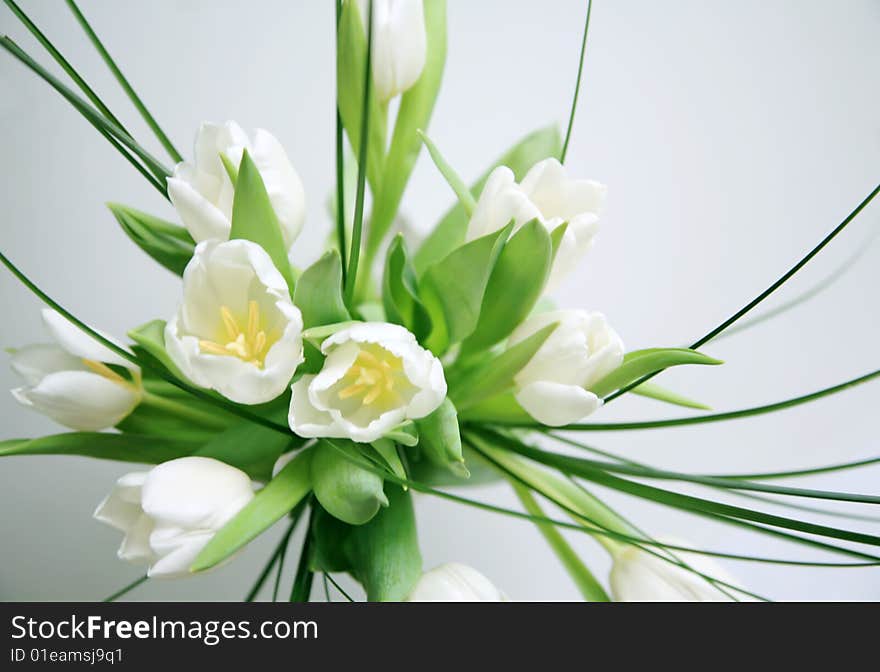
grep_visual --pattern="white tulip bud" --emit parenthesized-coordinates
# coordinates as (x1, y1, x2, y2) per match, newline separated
(407, 563, 507, 601)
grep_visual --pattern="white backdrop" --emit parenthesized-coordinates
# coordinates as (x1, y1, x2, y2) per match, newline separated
(1, 0, 878, 600)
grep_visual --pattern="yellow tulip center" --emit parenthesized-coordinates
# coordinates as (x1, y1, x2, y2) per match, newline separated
(337, 348, 403, 407)
(199, 300, 275, 367)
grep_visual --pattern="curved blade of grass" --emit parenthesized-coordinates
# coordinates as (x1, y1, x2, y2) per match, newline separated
(560, 0, 592, 163)
(0, 37, 171, 191)
(290, 504, 317, 602)
(630, 382, 712, 410)
(65, 0, 182, 162)
(714, 231, 878, 342)
(325, 573, 355, 602)
(605, 181, 880, 402)
(334, 0, 347, 281)
(0, 251, 291, 435)
(245, 512, 302, 602)
(534, 367, 880, 431)
(3, 0, 125, 128)
(512, 483, 609, 601)
(343, 0, 374, 306)
(418, 130, 476, 215)
(102, 575, 148, 602)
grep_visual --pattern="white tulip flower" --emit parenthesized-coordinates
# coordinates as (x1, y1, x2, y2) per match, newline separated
(94, 457, 254, 578)
(9, 309, 140, 431)
(610, 543, 745, 602)
(407, 563, 507, 601)
(355, 0, 427, 102)
(167, 121, 306, 252)
(289, 322, 446, 443)
(165, 239, 304, 405)
(508, 309, 623, 426)
(467, 158, 606, 287)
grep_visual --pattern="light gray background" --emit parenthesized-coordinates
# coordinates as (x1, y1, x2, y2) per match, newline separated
(1, 0, 878, 601)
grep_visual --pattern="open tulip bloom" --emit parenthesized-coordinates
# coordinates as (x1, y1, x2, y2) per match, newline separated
(1, 0, 878, 603)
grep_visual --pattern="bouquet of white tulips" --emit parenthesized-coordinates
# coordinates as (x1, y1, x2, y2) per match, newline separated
(2, 0, 879, 603)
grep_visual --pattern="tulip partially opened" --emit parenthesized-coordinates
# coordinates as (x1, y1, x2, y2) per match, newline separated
(9, 309, 140, 431)
(407, 563, 507, 601)
(289, 322, 446, 443)
(165, 239, 304, 404)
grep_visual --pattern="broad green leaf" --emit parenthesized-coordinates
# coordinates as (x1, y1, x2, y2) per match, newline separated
(590, 348, 723, 399)
(108, 203, 194, 275)
(294, 251, 350, 329)
(116, 402, 225, 442)
(418, 130, 476, 215)
(337, 0, 386, 191)
(194, 420, 299, 482)
(128, 319, 185, 379)
(229, 149, 295, 291)
(302, 321, 360, 347)
(0, 432, 199, 464)
(311, 440, 388, 525)
(462, 219, 552, 352)
(192, 447, 313, 571)
(409, 446, 502, 487)
(366, 0, 446, 265)
(382, 235, 431, 340)
(414, 398, 467, 476)
(419, 223, 512, 353)
(631, 382, 711, 411)
(452, 322, 558, 410)
(414, 124, 561, 274)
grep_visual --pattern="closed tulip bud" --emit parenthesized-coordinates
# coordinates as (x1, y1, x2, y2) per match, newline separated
(508, 309, 623, 426)
(94, 457, 255, 578)
(407, 563, 507, 601)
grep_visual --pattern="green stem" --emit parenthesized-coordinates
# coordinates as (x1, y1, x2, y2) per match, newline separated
(512, 483, 609, 601)
(65, 0, 182, 163)
(102, 575, 147, 602)
(335, 0, 347, 284)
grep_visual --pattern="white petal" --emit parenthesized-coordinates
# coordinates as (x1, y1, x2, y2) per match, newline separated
(14, 370, 139, 430)
(466, 166, 541, 241)
(288, 375, 344, 438)
(167, 176, 232, 243)
(93, 471, 149, 533)
(140, 457, 254, 531)
(146, 529, 214, 578)
(9, 343, 82, 385)
(407, 563, 507, 601)
(118, 513, 157, 564)
(41, 309, 131, 368)
(515, 381, 601, 426)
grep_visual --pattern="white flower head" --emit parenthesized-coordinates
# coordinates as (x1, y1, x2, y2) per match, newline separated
(467, 158, 606, 287)
(94, 457, 254, 578)
(165, 239, 304, 405)
(610, 542, 746, 602)
(509, 309, 623, 426)
(9, 309, 140, 431)
(289, 322, 446, 443)
(407, 563, 507, 601)
(167, 121, 306, 252)
(355, 0, 427, 102)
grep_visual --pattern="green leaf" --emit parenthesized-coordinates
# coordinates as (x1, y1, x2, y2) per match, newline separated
(414, 124, 561, 274)
(382, 235, 431, 340)
(370, 439, 407, 482)
(108, 203, 195, 275)
(418, 130, 476, 215)
(414, 398, 467, 476)
(458, 391, 533, 424)
(229, 149, 295, 291)
(294, 251, 350, 329)
(419, 223, 512, 353)
(192, 447, 313, 572)
(337, 0, 386, 192)
(366, 0, 447, 265)
(384, 420, 419, 447)
(631, 382, 711, 411)
(590, 348, 723, 399)
(0, 432, 199, 464)
(311, 440, 388, 525)
(462, 219, 552, 352)
(452, 322, 558, 410)
(512, 483, 609, 601)
(128, 319, 185, 379)
(194, 420, 298, 482)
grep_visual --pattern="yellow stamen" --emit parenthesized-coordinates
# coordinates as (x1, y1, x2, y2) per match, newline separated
(198, 302, 276, 367)
(335, 348, 403, 408)
(220, 306, 240, 340)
